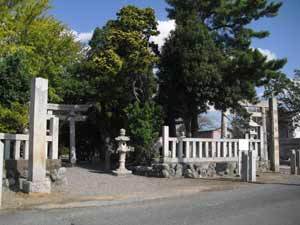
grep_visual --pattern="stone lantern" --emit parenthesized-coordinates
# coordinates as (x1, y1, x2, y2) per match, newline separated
(113, 129, 134, 176)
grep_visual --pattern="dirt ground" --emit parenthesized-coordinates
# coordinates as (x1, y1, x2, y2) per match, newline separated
(1, 164, 297, 210)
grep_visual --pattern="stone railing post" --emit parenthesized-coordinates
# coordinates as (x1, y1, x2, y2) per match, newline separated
(241, 149, 256, 182)
(4, 140, 10, 160)
(178, 132, 186, 160)
(49, 117, 59, 160)
(14, 140, 21, 160)
(249, 150, 256, 182)
(162, 126, 169, 162)
(296, 150, 300, 175)
(22, 78, 51, 193)
(0, 141, 3, 208)
(24, 140, 29, 160)
(291, 150, 297, 175)
(241, 151, 249, 182)
(238, 139, 249, 176)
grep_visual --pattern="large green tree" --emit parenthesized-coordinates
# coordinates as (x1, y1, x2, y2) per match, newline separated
(0, 0, 82, 132)
(159, 0, 287, 136)
(274, 69, 300, 135)
(72, 6, 162, 163)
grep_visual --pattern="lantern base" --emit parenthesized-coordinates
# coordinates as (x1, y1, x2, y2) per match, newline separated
(112, 168, 132, 176)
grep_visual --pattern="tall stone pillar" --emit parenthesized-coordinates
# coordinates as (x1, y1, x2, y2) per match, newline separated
(69, 116, 76, 165)
(23, 78, 51, 193)
(261, 107, 268, 161)
(49, 117, 59, 160)
(0, 141, 4, 207)
(269, 97, 280, 172)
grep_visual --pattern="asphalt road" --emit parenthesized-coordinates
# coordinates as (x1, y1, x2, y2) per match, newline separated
(1, 179, 300, 225)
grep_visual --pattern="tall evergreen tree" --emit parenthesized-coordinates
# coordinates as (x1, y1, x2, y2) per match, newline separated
(159, 0, 287, 136)
(73, 6, 162, 163)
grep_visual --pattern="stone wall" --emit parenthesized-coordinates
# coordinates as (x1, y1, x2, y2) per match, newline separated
(132, 162, 238, 178)
(133, 160, 267, 179)
(3, 159, 61, 189)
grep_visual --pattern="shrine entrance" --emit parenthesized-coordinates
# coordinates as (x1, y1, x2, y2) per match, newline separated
(47, 103, 90, 165)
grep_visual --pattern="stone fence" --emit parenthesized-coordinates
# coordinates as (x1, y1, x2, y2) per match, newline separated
(162, 126, 260, 164)
(0, 116, 58, 161)
(160, 126, 258, 181)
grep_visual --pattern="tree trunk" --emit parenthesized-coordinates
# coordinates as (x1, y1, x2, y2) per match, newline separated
(221, 111, 227, 138)
(191, 113, 199, 137)
(184, 117, 192, 137)
(167, 113, 177, 137)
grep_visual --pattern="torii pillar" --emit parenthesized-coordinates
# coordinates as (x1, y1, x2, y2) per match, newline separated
(269, 97, 280, 172)
(69, 113, 76, 165)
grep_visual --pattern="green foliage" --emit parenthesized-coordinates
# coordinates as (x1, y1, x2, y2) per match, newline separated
(159, 16, 224, 136)
(231, 114, 250, 139)
(0, 0, 82, 103)
(72, 5, 160, 147)
(0, 50, 32, 107)
(0, 102, 28, 133)
(160, 0, 287, 135)
(0, 0, 82, 133)
(125, 101, 163, 164)
(274, 69, 300, 133)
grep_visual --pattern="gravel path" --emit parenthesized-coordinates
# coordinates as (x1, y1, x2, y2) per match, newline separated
(52, 162, 247, 199)
(1, 162, 295, 210)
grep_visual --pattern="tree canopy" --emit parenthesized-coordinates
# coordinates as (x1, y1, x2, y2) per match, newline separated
(0, 0, 82, 133)
(69, 5, 162, 163)
(159, 0, 287, 136)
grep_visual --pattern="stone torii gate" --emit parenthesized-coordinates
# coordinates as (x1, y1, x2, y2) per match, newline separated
(47, 103, 90, 165)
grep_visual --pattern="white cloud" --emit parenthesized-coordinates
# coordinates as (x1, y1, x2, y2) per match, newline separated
(257, 48, 277, 61)
(71, 19, 176, 46)
(150, 20, 176, 49)
(72, 30, 93, 43)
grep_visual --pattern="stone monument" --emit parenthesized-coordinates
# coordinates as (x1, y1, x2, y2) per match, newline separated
(22, 78, 51, 193)
(269, 97, 280, 172)
(112, 129, 134, 176)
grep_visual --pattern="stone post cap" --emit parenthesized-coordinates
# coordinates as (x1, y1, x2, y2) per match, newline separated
(239, 139, 249, 151)
(115, 128, 130, 142)
(120, 128, 126, 136)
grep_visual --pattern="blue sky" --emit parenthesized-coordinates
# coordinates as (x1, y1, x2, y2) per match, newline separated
(50, 0, 300, 77)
